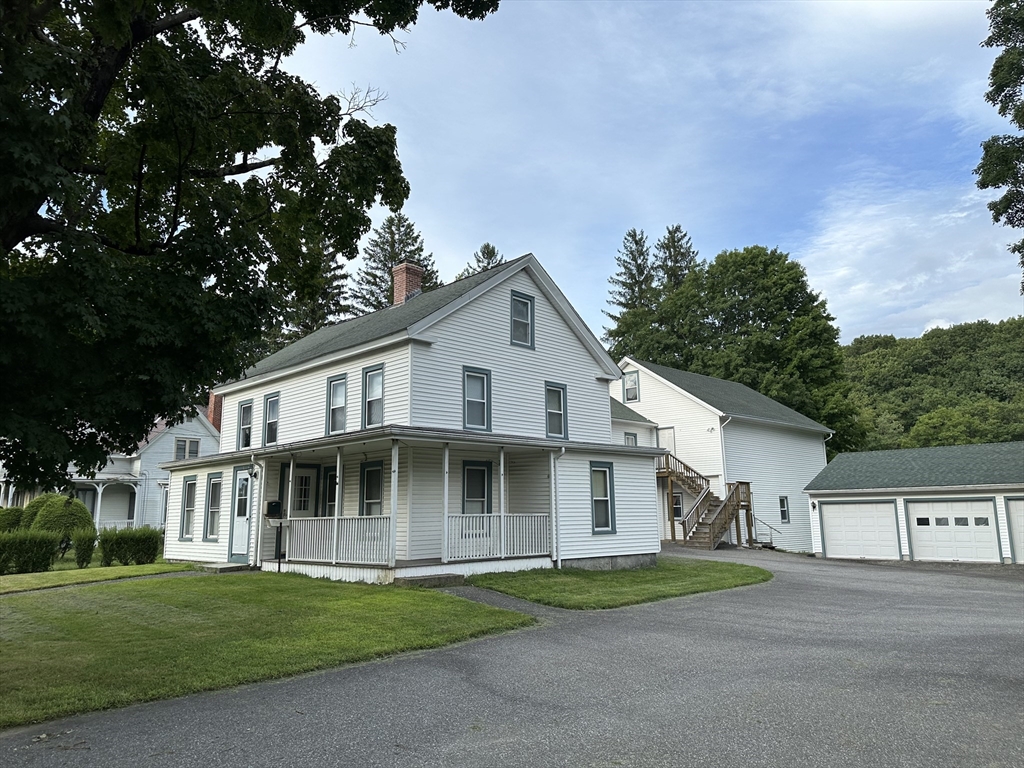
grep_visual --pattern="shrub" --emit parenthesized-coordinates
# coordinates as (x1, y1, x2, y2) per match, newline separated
(20, 493, 59, 529)
(0, 530, 60, 574)
(98, 526, 163, 566)
(98, 527, 121, 567)
(32, 495, 95, 558)
(0, 506, 23, 532)
(72, 528, 98, 569)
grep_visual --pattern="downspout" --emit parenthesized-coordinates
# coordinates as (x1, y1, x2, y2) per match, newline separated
(139, 471, 150, 527)
(251, 454, 263, 569)
(554, 446, 565, 569)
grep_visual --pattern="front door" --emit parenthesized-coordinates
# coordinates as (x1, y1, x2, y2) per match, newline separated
(230, 471, 251, 560)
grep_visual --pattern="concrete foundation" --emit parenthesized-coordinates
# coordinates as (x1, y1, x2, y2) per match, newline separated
(560, 553, 657, 571)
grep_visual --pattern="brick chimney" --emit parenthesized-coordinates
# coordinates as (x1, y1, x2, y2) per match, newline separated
(207, 391, 223, 433)
(392, 261, 425, 306)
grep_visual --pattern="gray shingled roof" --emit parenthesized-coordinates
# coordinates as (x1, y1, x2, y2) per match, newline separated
(610, 398, 656, 424)
(240, 256, 530, 381)
(805, 442, 1024, 491)
(635, 360, 830, 433)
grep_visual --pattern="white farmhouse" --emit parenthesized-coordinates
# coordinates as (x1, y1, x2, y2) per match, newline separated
(611, 357, 832, 552)
(162, 255, 663, 583)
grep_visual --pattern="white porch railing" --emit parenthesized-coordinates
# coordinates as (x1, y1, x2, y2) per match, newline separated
(287, 516, 391, 566)
(447, 513, 551, 562)
(98, 520, 135, 531)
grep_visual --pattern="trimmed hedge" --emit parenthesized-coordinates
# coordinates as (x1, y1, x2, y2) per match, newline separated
(72, 528, 98, 569)
(0, 506, 23, 532)
(32, 495, 95, 557)
(99, 527, 162, 566)
(19, 494, 56, 529)
(0, 530, 60, 574)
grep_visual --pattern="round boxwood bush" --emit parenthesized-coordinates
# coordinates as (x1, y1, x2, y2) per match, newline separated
(31, 494, 95, 558)
(20, 493, 60, 529)
(0, 506, 23, 532)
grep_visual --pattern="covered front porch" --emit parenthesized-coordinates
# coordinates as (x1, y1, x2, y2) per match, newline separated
(256, 432, 559, 579)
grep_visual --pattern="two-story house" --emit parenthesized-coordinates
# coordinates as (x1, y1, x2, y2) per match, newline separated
(162, 255, 663, 583)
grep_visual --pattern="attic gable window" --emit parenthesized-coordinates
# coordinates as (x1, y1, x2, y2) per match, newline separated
(510, 291, 535, 348)
(623, 371, 639, 403)
(175, 439, 199, 461)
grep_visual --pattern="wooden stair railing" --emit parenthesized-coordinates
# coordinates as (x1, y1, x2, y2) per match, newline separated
(655, 453, 710, 498)
(704, 481, 751, 550)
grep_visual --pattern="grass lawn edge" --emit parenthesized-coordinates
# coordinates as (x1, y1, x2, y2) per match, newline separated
(0, 563, 198, 595)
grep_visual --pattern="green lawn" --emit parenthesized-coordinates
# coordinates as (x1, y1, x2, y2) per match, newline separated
(467, 557, 773, 609)
(0, 563, 195, 594)
(0, 573, 534, 728)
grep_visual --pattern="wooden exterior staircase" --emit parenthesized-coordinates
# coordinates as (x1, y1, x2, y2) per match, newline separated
(655, 454, 753, 550)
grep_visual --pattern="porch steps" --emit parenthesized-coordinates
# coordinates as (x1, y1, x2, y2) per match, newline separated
(393, 573, 466, 588)
(200, 562, 251, 574)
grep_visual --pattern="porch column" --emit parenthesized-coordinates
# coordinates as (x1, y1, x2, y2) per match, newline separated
(93, 482, 106, 529)
(548, 451, 559, 563)
(668, 478, 676, 542)
(285, 456, 295, 561)
(389, 439, 398, 567)
(332, 447, 343, 564)
(499, 447, 506, 559)
(442, 443, 450, 563)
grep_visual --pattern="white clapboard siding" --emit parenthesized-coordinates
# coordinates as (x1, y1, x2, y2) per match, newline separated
(137, 421, 219, 528)
(722, 419, 826, 552)
(507, 452, 550, 515)
(612, 364, 725, 480)
(218, 344, 411, 452)
(611, 420, 657, 447)
(556, 451, 660, 561)
(164, 462, 239, 562)
(411, 270, 612, 443)
(408, 448, 443, 560)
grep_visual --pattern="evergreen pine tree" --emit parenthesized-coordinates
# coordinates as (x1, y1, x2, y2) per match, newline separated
(456, 242, 504, 279)
(263, 252, 352, 353)
(350, 213, 443, 314)
(653, 225, 698, 294)
(604, 228, 659, 361)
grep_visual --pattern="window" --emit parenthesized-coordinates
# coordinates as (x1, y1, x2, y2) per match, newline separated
(180, 476, 197, 539)
(672, 493, 683, 520)
(205, 474, 222, 540)
(623, 371, 640, 403)
(545, 382, 567, 439)
(463, 367, 491, 431)
(326, 376, 347, 435)
(234, 472, 250, 524)
(510, 291, 534, 348)
(954, 517, 968, 527)
(916, 517, 930, 526)
(237, 400, 253, 450)
(935, 517, 949, 526)
(779, 496, 790, 524)
(293, 474, 311, 514)
(175, 439, 200, 461)
(590, 462, 615, 533)
(463, 462, 492, 515)
(624, 432, 638, 447)
(263, 393, 279, 445)
(975, 517, 990, 526)
(359, 461, 384, 516)
(324, 470, 340, 517)
(363, 366, 384, 428)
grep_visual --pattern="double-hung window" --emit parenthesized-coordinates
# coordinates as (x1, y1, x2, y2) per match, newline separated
(779, 496, 790, 524)
(205, 475, 222, 540)
(175, 439, 199, 461)
(672, 492, 683, 520)
(237, 401, 253, 450)
(463, 368, 491, 431)
(623, 371, 640, 403)
(510, 291, 534, 348)
(590, 462, 615, 534)
(624, 432, 638, 447)
(359, 461, 384, 516)
(326, 376, 347, 434)
(545, 383, 567, 439)
(363, 366, 384, 428)
(463, 462, 491, 515)
(180, 476, 197, 539)
(263, 394, 279, 445)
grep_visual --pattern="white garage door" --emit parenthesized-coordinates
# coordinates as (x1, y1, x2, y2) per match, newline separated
(821, 502, 900, 560)
(1006, 498, 1023, 564)
(907, 500, 1000, 563)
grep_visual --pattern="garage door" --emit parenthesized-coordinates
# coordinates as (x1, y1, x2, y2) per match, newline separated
(1007, 498, 1023, 564)
(907, 500, 1000, 563)
(821, 502, 900, 560)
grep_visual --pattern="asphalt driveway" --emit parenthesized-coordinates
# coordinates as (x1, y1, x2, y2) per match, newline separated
(2, 548, 1022, 768)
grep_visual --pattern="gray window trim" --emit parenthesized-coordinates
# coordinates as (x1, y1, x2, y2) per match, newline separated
(622, 370, 640, 403)
(262, 392, 280, 446)
(203, 472, 222, 541)
(359, 460, 385, 517)
(175, 438, 200, 461)
(624, 432, 638, 446)
(179, 475, 197, 541)
(462, 460, 493, 514)
(510, 290, 535, 349)
(463, 366, 492, 432)
(362, 365, 384, 429)
(322, 466, 343, 517)
(545, 382, 568, 440)
(236, 399, 253, 451)
(590, 461, 616, 534)
(779, 496, 790, 524)
(325, 374, 347, 436)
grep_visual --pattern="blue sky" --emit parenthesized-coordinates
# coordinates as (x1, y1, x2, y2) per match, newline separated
(287, 0, 1023, 344)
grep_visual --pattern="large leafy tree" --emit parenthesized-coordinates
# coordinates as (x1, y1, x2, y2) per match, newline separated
(455, 241, 503, 279)
(976, 0, 1024, 292)
(350, 212, 443, 313)
(0, 0, 498, 489)
(604, 228, 659, 361)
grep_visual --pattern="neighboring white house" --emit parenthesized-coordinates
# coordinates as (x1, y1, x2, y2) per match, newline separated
(805, 441, 1024, 565)
(161, 255, 663, 583)
(610, 357, 832, 552)
(0, 414, 220, 530)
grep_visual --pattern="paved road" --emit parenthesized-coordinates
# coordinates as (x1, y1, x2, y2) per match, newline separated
(2, 548, 1022, 767)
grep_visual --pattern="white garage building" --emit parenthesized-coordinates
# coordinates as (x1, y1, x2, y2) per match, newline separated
(805, 442, 1024, 564)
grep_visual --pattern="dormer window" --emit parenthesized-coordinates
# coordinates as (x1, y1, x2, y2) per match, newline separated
(510, 291, 534, 348)
(623, 371, 639, 403)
